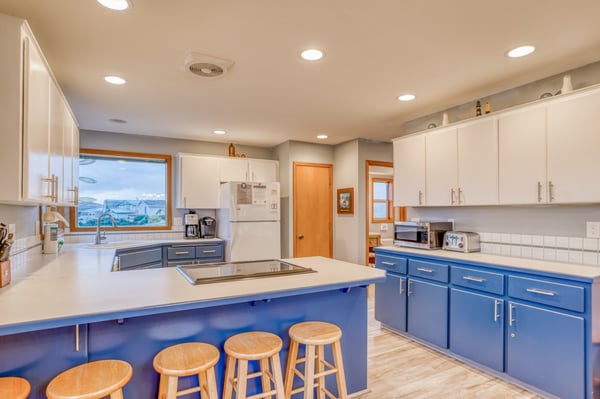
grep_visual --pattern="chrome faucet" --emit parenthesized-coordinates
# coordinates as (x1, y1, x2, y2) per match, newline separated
(95, 213, 117, 245)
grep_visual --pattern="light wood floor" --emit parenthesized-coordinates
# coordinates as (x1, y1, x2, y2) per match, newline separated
(360, 293, 545, 399)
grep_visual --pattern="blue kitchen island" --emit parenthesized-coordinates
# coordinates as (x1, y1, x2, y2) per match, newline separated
(0, 244, 385, 398)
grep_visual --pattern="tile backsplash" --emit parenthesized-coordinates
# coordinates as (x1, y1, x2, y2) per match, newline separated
(479, 232, 600, 266)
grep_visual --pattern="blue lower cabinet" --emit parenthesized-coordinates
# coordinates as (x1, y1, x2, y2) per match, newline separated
(407, 279, 448, 348)
(506, 301, 584, 399)
(450, 288, 504, 371)
(0, 325, 88, 399)
(374, 272, 407, 332)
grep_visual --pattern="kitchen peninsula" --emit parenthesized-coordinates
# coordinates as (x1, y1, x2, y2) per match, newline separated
(0, 243, 385, 399)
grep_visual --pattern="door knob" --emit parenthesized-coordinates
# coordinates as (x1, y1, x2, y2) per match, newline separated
(298, 234, 304, 239)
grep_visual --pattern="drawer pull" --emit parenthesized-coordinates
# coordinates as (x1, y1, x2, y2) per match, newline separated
(381, 261, 396, 266)
(417, 267, 434, 273)
(175, 251, 191, 255)
(202, 250, 217, 253)
(463, 275, 485, 283)
(526, 288, 556, 297)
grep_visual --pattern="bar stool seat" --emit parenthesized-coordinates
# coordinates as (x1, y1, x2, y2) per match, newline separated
(46, 359, 132, 399)
(285, 321, 348, 399)
(0, 377, 30, 399)
(153, 342, 220, 399)
(223, 331, 285, 399)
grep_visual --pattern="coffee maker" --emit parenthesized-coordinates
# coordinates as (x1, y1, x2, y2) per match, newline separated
(184, 211, 199, 239)
(201, 217, 216, 239)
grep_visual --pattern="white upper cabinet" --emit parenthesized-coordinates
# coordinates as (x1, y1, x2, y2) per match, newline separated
(424, 119, 498, 206)
(393, 135, 426, 206)
(425, 127, 458, 206)
(218, 158, 279, 182)
(546, 89, 600, 204)
(176, 155, 220, 209)
(0, 15, 79, 206)
(457, 118, 498, 205)
(498, 106, 547, 204)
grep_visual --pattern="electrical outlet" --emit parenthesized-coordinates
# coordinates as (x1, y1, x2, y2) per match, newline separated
(586, 222, 600, 239)
(380, 224, 388, 232)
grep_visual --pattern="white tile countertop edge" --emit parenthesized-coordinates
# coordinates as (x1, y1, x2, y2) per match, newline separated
(377, 245, 600, 280)
(0, 243, 385, 334)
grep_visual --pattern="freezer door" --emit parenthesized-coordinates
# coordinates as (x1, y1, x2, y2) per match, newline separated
(228, 221, 281, 262)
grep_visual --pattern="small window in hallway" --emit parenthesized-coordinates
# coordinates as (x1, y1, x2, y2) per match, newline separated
(372, 178, 393, 223)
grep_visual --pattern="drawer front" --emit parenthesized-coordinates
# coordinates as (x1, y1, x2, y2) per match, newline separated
(508, 275, 584, 312)
(409, 259, 448, 283)
(196, 245, 223, 259)
(119, 248, 163, 268)
(451, 266, 504, 295)
(375, 255, 407, 274)
(167, 247, 196, 260)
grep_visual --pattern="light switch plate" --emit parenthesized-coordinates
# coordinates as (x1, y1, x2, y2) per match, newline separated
(586, 222, 600, 238)
(380, 224, 388, 232)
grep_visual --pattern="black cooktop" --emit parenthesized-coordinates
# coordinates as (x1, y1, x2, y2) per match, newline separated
(176, 260, 316, 285)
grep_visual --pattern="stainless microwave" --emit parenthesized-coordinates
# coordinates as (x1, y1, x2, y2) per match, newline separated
(394, 221, 453, 249)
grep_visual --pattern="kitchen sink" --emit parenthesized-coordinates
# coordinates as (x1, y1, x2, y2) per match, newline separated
(83, 240, 149, 249)
(176, 259, 316, 285)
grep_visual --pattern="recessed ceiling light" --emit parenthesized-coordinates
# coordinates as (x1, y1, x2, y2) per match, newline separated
(316, 134, 328, 140)
(507, 45, 535, 58)
(97, 0, 132, 11)
(397, 94, 416, 102)
(301, 49, 324, 61)
(213, 130, 226, 135)
(104, 75, 126, 85)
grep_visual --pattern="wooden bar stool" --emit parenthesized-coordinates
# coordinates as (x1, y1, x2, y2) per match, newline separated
(153, 342, 220, 399)
(46, 359, 132, 399)
(223, 331, 285, 399)
(0, 376, 30, 399)
(284, 321, 348, 399)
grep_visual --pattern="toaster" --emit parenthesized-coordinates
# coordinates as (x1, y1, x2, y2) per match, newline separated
(443, 231, 481, 253)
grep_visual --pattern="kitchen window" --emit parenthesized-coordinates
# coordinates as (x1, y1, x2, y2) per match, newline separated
(69, 149, 172, 231)
(371, 177, 393, 223)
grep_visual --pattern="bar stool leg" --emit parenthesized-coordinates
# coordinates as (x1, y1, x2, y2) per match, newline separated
(304, 344, 316, 399)
(316, 345, 325, 399)
(205, 367, 219, 399)
(270, 352, 286, 399)
(284, 340, 299, 397)
(236, 359, 248, 399)
(332, 340, 348, 399)
(223, 355, 236, 399)
(110, 389, 124, 399)
(260, 358, 272, 398)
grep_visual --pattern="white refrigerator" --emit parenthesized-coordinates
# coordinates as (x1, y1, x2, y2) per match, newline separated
(216, 182, 281, 262)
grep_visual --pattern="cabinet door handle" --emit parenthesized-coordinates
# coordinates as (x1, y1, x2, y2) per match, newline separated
(548, 181, 555, 202)
(399, 278, 405, 295)
(526, 288, 556, 296)
(418, 190, 423, 205)
(450, 188, 456, 205)
(509, 303, 515, 326)
(417, 267, 434, 273)
(407, 280, 413, 297)
(75, 324, 80, 352)
(202, 249, 217, 253)
(537, 181, 543, 203)
(462, 275, 485, 283)
(493, 299, 501, 322)
(381, 261, 395, 266)
(457, 188, 463, 204)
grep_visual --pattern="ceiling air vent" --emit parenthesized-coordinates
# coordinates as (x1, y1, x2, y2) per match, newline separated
(183, 53, 234, 79)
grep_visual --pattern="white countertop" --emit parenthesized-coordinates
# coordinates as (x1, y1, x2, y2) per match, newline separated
(0, 242, 385, 335)
(377, 245, 600, 280)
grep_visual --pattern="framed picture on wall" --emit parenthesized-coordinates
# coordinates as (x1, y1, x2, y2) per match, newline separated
(337, 187, 354, 214)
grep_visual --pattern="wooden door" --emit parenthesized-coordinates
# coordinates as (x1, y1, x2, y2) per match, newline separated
(293, 162, 332, 257)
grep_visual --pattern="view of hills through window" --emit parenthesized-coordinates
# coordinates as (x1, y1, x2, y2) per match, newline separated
(77, 154, 168, 228)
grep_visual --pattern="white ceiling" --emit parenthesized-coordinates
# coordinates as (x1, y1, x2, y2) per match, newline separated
(1, 1, 600, 147)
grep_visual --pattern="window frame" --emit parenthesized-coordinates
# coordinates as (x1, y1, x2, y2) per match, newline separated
(69, 149, 172, 232)
(371, 177, 393, 223)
